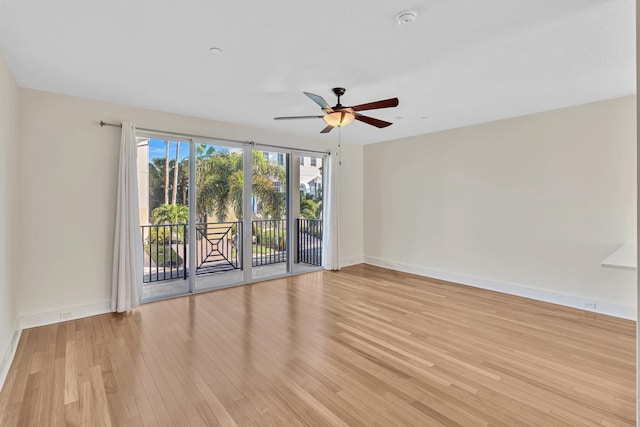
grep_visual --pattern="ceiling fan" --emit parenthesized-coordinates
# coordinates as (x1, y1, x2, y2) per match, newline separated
(274, 88, 399, 133)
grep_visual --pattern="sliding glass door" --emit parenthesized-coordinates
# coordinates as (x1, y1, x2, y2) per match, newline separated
(138, 136, 191, 301)
(193, 142, 244, 291)
(137, 133, 326, 302)
(292, 153, 324, 274)
(251, 149, 289, 280)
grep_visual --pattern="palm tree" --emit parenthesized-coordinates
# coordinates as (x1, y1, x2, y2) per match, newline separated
(194, 145, 216, 222)
(196, 151, 238, 222)
(151, 204, 189, 224)
(148, 158, 165, 213)
(197, 150, 287, 221)
(300, 198, 318, 219)
(172, 142, 180, 205)
(150, 203, 189, 244)
(251, 151, 286, 219)
(164, 140, 170, 205)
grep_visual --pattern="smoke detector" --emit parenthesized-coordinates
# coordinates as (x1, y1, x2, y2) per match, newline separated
(396, 10, 417, 26)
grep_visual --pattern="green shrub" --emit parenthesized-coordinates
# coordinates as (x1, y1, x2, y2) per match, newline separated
(253, 226, 286, 250)
(152, 204, 189, 224)
(148, 225, 187, 244)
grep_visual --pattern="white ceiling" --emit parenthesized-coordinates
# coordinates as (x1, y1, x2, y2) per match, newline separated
(0, 0, 635, 145)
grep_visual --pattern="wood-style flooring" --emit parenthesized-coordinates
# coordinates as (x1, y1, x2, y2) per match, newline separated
(0, 264, 635, 426)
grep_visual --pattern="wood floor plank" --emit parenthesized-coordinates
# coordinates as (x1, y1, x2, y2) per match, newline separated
(0, 264, 635, 425)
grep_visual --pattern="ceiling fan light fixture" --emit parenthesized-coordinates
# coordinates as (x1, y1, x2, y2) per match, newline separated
(323, 111, 355, 127)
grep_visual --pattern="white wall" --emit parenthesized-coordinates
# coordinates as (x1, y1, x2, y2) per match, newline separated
(17, 89, 364, 319)
(337, 143, 364, 266)
(364, 96, 637, 318)
(0, 50, 19, 388)
(635, 2, 639, 418)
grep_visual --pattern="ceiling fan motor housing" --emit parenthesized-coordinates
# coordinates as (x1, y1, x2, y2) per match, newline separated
(332, 87, 346, 97)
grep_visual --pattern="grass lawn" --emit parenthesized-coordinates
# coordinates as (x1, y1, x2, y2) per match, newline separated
(145, 244, 183, 267)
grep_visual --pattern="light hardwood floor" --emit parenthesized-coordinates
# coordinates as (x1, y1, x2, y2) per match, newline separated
(0, 264, 635, 426)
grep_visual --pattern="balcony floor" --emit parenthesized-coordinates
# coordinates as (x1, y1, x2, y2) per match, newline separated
(141, 263, 322, 301)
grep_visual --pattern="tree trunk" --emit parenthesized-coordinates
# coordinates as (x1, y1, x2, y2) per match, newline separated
(164, 140, 170, 205)
(182, 177, 187, 207)
(172, 142, 180, 205)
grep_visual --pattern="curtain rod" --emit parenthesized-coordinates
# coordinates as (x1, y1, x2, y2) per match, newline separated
(99, 120, 331, 155)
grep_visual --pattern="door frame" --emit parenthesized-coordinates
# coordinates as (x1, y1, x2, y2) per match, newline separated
(137, 131, 328, 303)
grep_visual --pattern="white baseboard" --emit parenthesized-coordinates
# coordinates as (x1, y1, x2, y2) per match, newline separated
(0, 320, 21, 392)
(364, 256, 636, 320)
(20, 299, 112, 330)
(340, 256, 364, 268)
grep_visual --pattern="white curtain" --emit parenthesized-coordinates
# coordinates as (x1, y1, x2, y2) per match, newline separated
(112, 121, 143, 312)
(323, 150, 340, 270)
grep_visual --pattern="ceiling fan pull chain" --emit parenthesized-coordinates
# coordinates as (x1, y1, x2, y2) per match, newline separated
(338, 127, 342, 166)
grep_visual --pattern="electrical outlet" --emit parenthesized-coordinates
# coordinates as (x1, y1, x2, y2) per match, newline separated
(583, 302, 597, 310)
(59, 310, 74, 319)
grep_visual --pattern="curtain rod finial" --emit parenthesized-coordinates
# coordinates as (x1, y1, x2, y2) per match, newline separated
(100, 120, 106, 127)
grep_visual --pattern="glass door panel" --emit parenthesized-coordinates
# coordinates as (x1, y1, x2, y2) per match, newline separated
(251, 150, 289, 280)
(139, 137, 190, 301)
(292, 154, 325, 274)
(194, 143, 244, 290)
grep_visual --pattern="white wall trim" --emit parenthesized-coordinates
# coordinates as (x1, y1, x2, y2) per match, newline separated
(0, 319, 21, 393)
(340, 256, 364, 268)
(20, 299, 112, 330)
(364, 256, 636, 320)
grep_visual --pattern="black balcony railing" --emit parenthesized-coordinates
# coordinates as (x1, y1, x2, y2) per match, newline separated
(252, 219, 287, 266)
(195, 221, 242, 275)
(297, 219, 323, 266)
(142, 218, 322, 284)
(141, 224, 188, 283)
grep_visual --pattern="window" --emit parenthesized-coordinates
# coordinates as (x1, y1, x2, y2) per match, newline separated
(310, 157, 317, 166)
(273, 180, 284, 193)
(136, 138, 327, 302)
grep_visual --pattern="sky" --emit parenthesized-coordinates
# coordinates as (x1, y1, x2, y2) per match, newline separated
(147, 138, 191, 162)
(146, 138, 242, 162)
(144, 138, 320, 175)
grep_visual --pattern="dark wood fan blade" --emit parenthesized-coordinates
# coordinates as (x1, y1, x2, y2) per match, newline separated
(274, 116, 324, 120)
(350, 98, 399, 112)
(304, 92, 332, 110)
(320, 124, 334, 134)
(354, 114, 393, 128)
